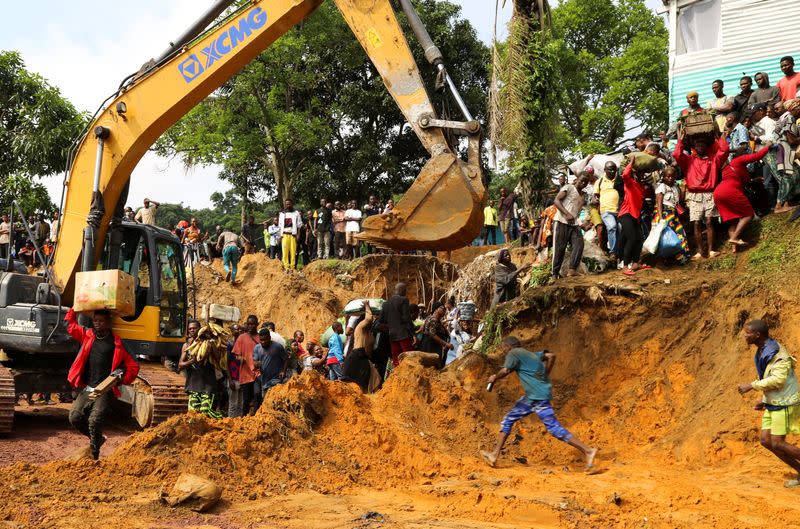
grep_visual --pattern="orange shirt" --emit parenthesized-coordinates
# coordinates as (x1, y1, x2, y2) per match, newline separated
(232, 333, 257, 384)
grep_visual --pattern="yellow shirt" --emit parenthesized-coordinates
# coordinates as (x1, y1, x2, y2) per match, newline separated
(593, 176, 620, 214)
(483, 206, 498, 226)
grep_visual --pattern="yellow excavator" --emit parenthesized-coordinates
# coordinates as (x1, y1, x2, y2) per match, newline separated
(0, 0, 485, 432)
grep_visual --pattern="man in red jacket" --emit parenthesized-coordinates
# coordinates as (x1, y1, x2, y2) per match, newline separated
(65, 308, 139, 459)
(673, 126, 730, 260)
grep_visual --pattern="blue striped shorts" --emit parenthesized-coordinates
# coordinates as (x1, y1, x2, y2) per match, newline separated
(500, 397, 573, 442)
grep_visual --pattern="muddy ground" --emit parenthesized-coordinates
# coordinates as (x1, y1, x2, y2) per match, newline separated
(2, 225, 800, 528)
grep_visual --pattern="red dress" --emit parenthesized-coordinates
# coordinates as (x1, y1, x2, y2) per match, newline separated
(713, 147, 769, 222)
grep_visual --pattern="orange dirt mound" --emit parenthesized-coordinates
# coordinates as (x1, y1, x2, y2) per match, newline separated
(190, 253, 458, 338)
(5, 242, 800, 527)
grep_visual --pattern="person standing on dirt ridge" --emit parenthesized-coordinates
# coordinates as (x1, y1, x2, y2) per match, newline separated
(316, 199, 333, 259)
(279, 199, 303, 271)
(344, 199, 363, 260)
(64, 308, 140, 460)
(481, 336, 598, 471)
(380, 282, 415, 367)
(551, 173, 588, 278)
(738, 320, 800, 487)
(498, 187, 517, 243)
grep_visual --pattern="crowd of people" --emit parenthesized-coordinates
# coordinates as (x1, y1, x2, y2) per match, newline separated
(0, 211, 61, 268)
(512, 55, 800, 279)
(156, 196, 402, 283)
(177, 283, 480, 419)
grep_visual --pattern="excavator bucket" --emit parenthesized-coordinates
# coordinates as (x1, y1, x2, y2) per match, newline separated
(357, 136, 486, 251)
(334, 0, 486, 251)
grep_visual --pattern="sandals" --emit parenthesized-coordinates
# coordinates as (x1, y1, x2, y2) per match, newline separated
(728, 239, 746, 247)
(691, 253, 704, 261)
(623, 268, 636, 277)
(639, 264, 653, 270)
(708, 251, 720, 258)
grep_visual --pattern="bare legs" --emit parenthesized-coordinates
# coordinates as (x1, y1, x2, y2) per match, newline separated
(760, 430, 800, 486)
(691, 218, 717, 258)
(481, 431, 597, 470)
(727, 215, 753, 247)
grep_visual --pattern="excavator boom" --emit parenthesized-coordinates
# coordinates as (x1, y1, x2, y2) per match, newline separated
(53, 0, 484, 296)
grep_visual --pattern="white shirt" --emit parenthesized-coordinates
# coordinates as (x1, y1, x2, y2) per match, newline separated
(554, 184, 584, 225)
(267, 225, 281, 246)
(753, 116, 777, 143)
(655, 183, 680, 209)
(278, 210, 303, 236)
(344, 208, 362, 232)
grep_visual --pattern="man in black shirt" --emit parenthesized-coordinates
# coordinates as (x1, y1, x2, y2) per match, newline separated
(363, 195, 383, 255)
(66, 309, 139, 459)
(732, 76, 754, 118)
(316, 198, 333, 259)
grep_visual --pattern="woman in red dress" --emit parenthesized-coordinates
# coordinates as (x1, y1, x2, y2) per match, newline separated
(713, 142, 772, 246)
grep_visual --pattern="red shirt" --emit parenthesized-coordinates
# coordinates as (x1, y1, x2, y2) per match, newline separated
(777, 72, 800, 102)
(232, 333, 257, 384)
(617, 164, 645, 220)
(65, 308, 139, 397)
(673, 136, 729, 193)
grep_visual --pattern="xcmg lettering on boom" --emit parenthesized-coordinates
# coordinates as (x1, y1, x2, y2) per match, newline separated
(178, 6, 268, 83)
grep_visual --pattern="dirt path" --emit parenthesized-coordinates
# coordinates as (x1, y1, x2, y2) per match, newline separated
(0, 403, 130, 467)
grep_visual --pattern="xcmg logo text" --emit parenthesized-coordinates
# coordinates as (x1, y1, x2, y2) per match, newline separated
(178, 7, 268, 83)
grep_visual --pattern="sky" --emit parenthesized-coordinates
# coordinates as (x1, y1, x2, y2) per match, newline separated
(1, 0, 661, 211)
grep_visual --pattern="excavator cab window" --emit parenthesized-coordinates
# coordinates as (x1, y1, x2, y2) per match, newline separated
(105, 228, 152, 321)
(155, 239, 186, 338)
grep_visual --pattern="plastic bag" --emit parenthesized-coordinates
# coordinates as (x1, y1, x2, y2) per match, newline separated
(343, 298, 384, 315)
(642, 220, 667, 255)
(657, 226, 683, 258)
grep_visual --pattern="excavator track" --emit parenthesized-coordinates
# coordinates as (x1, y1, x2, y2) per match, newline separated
(0, 365, 16, 434)
(131, 364, 187, 428)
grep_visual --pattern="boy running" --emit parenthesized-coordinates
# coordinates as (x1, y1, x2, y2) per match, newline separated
(738, 320, 800, 487)
(481, 336, 597, 470)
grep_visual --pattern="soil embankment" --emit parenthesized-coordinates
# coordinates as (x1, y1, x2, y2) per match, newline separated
(2, 218, 800, 528)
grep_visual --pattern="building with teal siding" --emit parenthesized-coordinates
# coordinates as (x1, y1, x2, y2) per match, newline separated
(660, 0, 800, 122)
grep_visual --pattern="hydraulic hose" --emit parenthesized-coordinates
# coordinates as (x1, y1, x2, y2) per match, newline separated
(152, 0, 235, 66)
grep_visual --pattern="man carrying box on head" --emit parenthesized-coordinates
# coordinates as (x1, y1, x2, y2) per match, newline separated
(65, 308, 139, 460)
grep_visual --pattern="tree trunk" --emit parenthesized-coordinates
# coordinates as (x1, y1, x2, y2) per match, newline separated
(239, 174, 248, 230)
(260, 123, 293, 204)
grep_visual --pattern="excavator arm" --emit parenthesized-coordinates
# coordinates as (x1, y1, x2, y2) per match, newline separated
(52, 0, 485, 296)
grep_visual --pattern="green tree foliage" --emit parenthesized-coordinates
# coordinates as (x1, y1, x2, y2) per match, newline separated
(0, 174, 54, 218)
(154, 190, 280, 235)
(551, 0, 668, 153)
(156, 0, 488, 219)
(0, 51, 87, 215)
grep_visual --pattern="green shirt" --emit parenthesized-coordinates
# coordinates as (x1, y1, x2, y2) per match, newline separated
(503, 348, 552, 402)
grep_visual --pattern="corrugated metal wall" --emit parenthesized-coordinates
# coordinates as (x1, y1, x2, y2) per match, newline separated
(668, 0, 800, 120)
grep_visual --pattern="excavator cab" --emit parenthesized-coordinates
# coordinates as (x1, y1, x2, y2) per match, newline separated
(99, 222, 187, 360)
